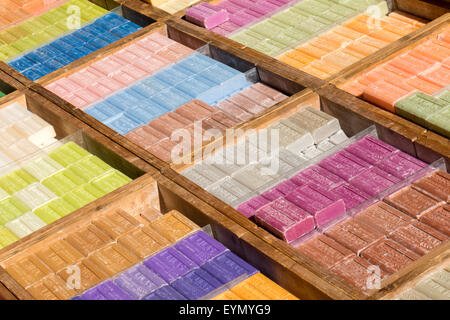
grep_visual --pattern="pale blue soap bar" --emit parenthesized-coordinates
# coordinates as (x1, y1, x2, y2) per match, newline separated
(107, 114, 145, 135)
(85, 101, 124, 123)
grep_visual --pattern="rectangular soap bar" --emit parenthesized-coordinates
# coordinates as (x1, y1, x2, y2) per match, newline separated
(345, 135, 398, 165)
(149, 210, 199, 243)
(419, 205, 450, 237)
(290, 165, 345, 191)
(96, 280, 134, 300)
(413, 170, 450, 202)
(318, 150, 372, 181)
(170, 268, 223, 300)
(114, 264, 166, 299)
(376, 152, 427, 180)
(349, 166, 400, 196)
(143, 285, 187, 300)
(186, 3, 229, 29)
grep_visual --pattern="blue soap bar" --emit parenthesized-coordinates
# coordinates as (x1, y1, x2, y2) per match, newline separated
(177, 76, 215, 98)
(85, 101, 123, 123)
(106, 91, 140, 110)
(9, 56, 34, 72)
(114, 265, 166, 299)
(155, 67, 191, 86)
(98, 32, 121, 44)
(140, 100, 171, 118)
(144, 247, 198, 283)
(150, 88, 191, 111)
(22, 68, 43, 81)
(97, 280, 134, 300)
(177, 53, 217, 74)
(61, 35, 85, 48)
(107, 114, 145, 135)
(201, 251, 258, 284)
(174, 231, 228, 266)
(65, 48, 87, 60)
(46, 59, 65, 70)
(50, 39, 73, 52)
(137, 78, 170, 96)
(95, 13, 127, 30)
(111, 21, 141, 38)
(53, 54, 74, 66)
(71, 296, 82, 300)
(200, 64, 241, 85)
(171, 268, 223, 300)
(125, 105, 162, 124)
(81, 287, 107, 300)
(88, 37, 110, 50)
(72, 29, 95, 42)
(143, 285, 187, 300)
(35, 46, 61, 58)
(83, 23, 105, 35)
(26, 51, 48, 63)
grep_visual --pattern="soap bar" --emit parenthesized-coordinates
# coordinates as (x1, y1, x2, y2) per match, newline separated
(114, 264, 166, 299)
(345, 135, 398, 165)
(297, 234, 354, 269)
(186, 3, 229, 29)
(286, 185, 346, 226)
(88, 243, 138, 276)
(14, 183, 57, 210)
(419, 205, 450, 237)
(319, 150, 371, 181)
(361, 239, 420, 274)
(144, 247, 198, 283)
(396, 289, 432, 300)
(349, 167, 400, 196)
(149, 210, 199, 243)
(170, 268, 223, 300)
(201, 251, 258, 284)
(143, 285, 187, 300)
(118, 225, 170, 259)
(174, 231, 228, 266)
(414, 278, 450, 300)
(289, 107, 340, 143)
(413, 170, 450, 202)
(291, 165, 345, 191)
(95, 280, 134, 300)
(236, 196, 270, 219)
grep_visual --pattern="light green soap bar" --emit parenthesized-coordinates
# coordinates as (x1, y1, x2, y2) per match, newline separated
(331, 0, 380, 11)
(33, 30, 54, 43)
(251, 41, 282, 56)
(68, 155, 113, 182)
(230, 32, 261, 47)
(34, 204, 62, 224)
(437, 91, 450, 104)
(426, 107, 450, 138)
(48, 142, 91, 167)
(396, 92, 447, 127)
(0, 197, 30, 225)
(11, 37, 39, 52)
(91, 171, 132, 194)
(251, 21, 285, 38)
(40, 7, 67, 25)
(62, 186, 98, 209)
(0, 226, 19, 248)
(42, 169, 87, 197)
(317, 9, 346, 23)
(47, 197, 77, 217)
(0, 45, 20, 60)
(273, 9, 311, 27)
(295, 18, 329, 35)
(272, 32, 298, 47)
(294, 0, 329, 16)
(42, 24, 66, 38)
(0, 169, 38, 195)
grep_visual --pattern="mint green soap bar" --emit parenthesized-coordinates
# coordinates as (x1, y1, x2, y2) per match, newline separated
(91, 171, 132, 194)
(251, 21, 285, 38)
(0, 91, 5, 98)
(426, 107, 450, 138)
(396, 92, 447, 127)
(49, 142, 91, 167)
(0, 197, 30, 225)
(317, 9, 346, 23)
(0, 170, 38, 195)
(0, 226, 19, 248)
(271, 32, 299, 47)
(331, 0, 379, 11)
(294, 0, 329, 16)
(273, 10, 310, 27)
(437, 91, 450, 104)
(231, 32, 261, 47)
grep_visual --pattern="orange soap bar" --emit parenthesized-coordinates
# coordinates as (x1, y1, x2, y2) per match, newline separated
(297, 44, 329, 59)
(406, 77, 441, 95)
(40, 273, 77, 300)
(27, 281, 59, 300)
(4, 255, 52, 288)
(65, 225, 112, 256)
(235, 273, 298, 300)
(88, 243, 138, 276)
(342, 80, 366, 97)
(309, 60, 342, 75)
(418, 65, 450, 88)
(213, 290, 243, 300)
(49, 239, 84, 266)
(118, 225, 170, 259)
(333, 26, 365, 40)
(285, 50, 316, 64)
(301, 64, 332, 79)
(322, 51, 360, 69)
(363, 81, 415, 112)
(149, 210, 200, 243)
(57, 260, 107, 292)
(390, 54, 435, 74)
(278, 55, 306, 68)
(389, 12, 427, 27)
(92, 210, 140, 239)
(370, 29, 402, 43)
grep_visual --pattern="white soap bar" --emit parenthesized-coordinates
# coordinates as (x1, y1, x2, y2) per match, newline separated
(231, 138, 262, 166)
(396, 289, 432, 300)
(302, 145, 323, 160)
(232, 164, 276, 190)
(206, 184, 239, 204)
(182, 166, 215, 188)
(0, 126, 21, 146)
(431, 270, 450, 289)
(5, 217, 33, 238)
(194, 163, 228, 182)
(0, 187, 9, 201)
(290, 107, 340, 143)
(317, 139, 335, 152)
(2, 139, 41, 162)
(0, 103, 31, 127)
(220, 177, 253, 199)
(279, 148, 308, 167)
(278, 120, 315, 153)
(329, 129, 348, 145)
(258, 157, 292, 176)
(14, 183, 58, 210)
(0, 150, 13, 168)
(415, 278, 450, 300)
(23, 155, 64, 181)
(20, 212, 47, 231)
(12, 115, 56, 147)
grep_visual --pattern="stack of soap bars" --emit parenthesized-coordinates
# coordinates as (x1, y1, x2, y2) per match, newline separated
(1, 209, 297, 300)
(0, 0, 67, 30)
(342, 26, 450, 138)
(0, 103, 131, 250)
(181, 106, 348, 207)
(148, 0, 202, 15)
(396, 266, 450, 300)
(2, 0, 141, 80)
(45, 32, 288, 161)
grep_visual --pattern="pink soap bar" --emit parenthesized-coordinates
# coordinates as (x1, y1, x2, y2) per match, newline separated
(229, 0, 255, 9)
(376, 152, 427, 180)
(237, 196, 270, 218)
(216, 100, 252, 121)
(345, 135, 398, 165)
(262, 180, 297, 200)
(350, 167, 401, 196)
(216, 2, 245, 14)
(291, 165, 345, 191)
(285, 185, 346, 226)
(330, 184, 371, 212)
(249, 1, 278, 15)
(319, 150, 372, 182)
(219, 21, 241, 33)
(229, 10, 258, 26)
(255, 199, 315, 242)
(186, 3, 229, 30)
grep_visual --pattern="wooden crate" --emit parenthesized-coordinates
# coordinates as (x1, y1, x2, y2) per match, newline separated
(323, 15, 450, 166)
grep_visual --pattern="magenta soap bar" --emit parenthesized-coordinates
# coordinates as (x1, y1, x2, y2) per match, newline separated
(330, 184, 370, 212)
(319, 150, 371, 182)
(376, 152, 427, 179)
(186, 3, 229, 30)
(255, 199, 315, 243)
(291, 165, 345, 191)
(349, 166, 400, 196)
(237, 196, 270, 218)
(286, 185, 346, 227)
(262, 180, 297, 201)
(345, 135, 398, 165)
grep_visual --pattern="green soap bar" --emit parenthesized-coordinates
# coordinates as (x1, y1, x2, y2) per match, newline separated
(68, 155, 113, 181)
(295, 18, 329, 35)
(231, 32, 260, 46)
(426, 107, 450, 138)
(91, 171, 132, 194)
(317, 9, 346, 23)
(0, 45, 20, 60)
(42, 169, 87, 196)
(27, 17, 49, 31)
(31, 31, 54, 44)
(396, 93, 446, 127)
(251, 41, 281, 56)
(294, 0, 329, 16)
(0, 197, 30, 225)
(273, 10, 311, 27)
(42, 24, 66, 38)
(48, 142, 91, 167)
(0, 91, 5, 98)
(272, 32, 299, 47)
(40, 7, 68, 25)
(62, 186, 98, 209)
(0, 31, 18, 45)
(0, 170, 37, 195)
(331, 0, 379, 11)
(0, 226, 19, 248)
(34, 205, 62, 224)
(11, 37, 39, 53)
(47, 197, 77, 217)
(6, 25, 29, 39)
(251, 21, 285, 38)
(437, 91, 450, 104)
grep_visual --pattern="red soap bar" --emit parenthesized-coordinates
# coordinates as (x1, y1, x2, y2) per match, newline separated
(331, 256, 388, 292)
(419, 205, 450, 236)
(148, 114, 189, 137)
(296, 235, 354, 269)
(389, 221, 447, 255)
(412, 170, 450, 202)
(384, 186, 442, 218)
(361, 239, 420, 274)
(325, 219, 385, 254)
(354, 202, 413, 235)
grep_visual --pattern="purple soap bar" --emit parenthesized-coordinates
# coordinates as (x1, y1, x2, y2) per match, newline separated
(143, 285, 187, 300)
(144, 247, 198, 283)
(174, 231, 228, 266)
(376, 152, 427, 179)
(96, 280, 134, 300)
(319, 150, 371, 181)
(81, 287, 107, 300)
(170, 268, 223, 300)
(350, 167, 400, 196)
(114, 265, 166, 299)
(201, 251, 258, 284)
(345, 135, 398, 165)
(291, 165, 345, 190)
(186, 3, 229, 29)
(255, 199, 315, 242)
(330, 184, 370, 211)
(286, 185, 346, 227)
(237, 195, 270, 218)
